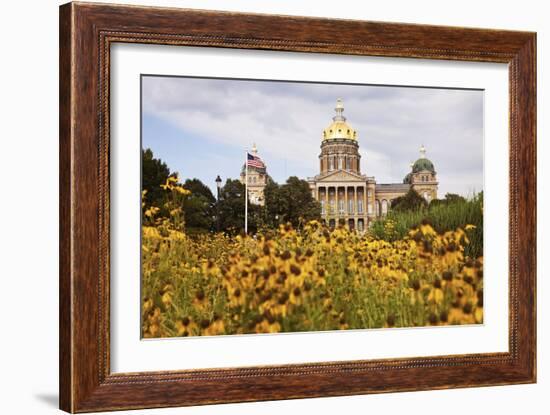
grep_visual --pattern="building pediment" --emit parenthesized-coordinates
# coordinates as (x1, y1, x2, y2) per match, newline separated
(315, 170, 367, 183)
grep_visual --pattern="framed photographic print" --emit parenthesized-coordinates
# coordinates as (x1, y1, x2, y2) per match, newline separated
(59, 2, 536, 412)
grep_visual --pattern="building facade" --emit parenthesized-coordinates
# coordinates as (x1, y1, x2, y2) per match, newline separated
(239, 143, 268, 206)
(239, 99, 439, 229)
(307, 99, 438, 230)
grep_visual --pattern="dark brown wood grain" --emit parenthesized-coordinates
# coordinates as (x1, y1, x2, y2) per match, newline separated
(59, 2, 536, 412)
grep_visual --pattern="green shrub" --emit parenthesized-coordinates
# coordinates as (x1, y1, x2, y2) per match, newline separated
(370, 193, 483, 258)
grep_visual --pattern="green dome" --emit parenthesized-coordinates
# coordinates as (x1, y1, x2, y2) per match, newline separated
(412, 158, 435, 174)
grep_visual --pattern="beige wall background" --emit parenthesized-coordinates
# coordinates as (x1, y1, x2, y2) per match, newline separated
(0, 1, 546, 414)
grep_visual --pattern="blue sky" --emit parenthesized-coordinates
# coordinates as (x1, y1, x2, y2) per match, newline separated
(142, 76, 484, 197)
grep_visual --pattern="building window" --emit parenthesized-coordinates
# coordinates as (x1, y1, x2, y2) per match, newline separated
(382, 200, 388, 215)
(329, 199, 335, 213)
(358, 199, 363, 214)
(346, 158, 351, 170)
(368, 203, 373, 214)
(338, 157, 343, 170)
(375, 200, 380, 216)
(367, 189, 372, 199)
(358, 219, 364, 232)
(329, 157, 334, 171)
(348, 199, 354, 214)
(339, 199, 344, 214)
(321, 200, 326, 214)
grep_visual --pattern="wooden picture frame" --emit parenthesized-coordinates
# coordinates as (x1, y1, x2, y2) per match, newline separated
(59, 2, 536, 412)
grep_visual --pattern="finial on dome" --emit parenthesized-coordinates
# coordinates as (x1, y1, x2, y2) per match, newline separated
(333, 98, 346, 121)
(420, 144, 426, 158)
(410, 162, 414, 169)
(252, 143, 258, 155)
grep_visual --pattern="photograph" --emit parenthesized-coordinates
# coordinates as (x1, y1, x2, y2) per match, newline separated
(140, 76, 485, 338)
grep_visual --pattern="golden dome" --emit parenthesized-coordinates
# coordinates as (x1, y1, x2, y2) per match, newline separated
(322, 98, 357, 141)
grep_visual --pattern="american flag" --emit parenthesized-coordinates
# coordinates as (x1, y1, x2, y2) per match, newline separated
(247, 152, 265, 169)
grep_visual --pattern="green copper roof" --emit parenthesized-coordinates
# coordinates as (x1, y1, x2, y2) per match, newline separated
(412, 158, 435, 174)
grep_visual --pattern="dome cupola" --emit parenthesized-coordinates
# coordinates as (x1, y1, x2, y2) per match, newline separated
(322, 98, 357, 141)
(411, 144, 435, 173)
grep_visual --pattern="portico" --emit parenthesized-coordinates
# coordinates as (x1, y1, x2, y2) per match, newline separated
(308, 99, 438, 230)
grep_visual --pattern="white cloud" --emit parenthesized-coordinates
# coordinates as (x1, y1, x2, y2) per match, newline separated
(143, 76, 483, 196)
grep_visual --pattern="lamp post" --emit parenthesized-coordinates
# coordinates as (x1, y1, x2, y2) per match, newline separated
(215, 175, 222, 200)
(215, 175, 222, 232)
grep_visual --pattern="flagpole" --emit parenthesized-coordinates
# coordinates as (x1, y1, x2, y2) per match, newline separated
(244, 149, 248, 234)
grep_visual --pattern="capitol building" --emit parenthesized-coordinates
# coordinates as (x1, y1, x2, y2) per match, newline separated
(241, 99, 438, 230)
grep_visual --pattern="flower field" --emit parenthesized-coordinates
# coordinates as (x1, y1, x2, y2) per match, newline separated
(142, 218, 483, 338)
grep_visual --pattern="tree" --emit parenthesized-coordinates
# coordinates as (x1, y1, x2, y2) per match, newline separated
(391, 188, 428, 212)
(443, 193, 466, 204)
(263, 179, 283, 228)
(142, 148, 170, 212)
(142, 150, 216, 233)
(264, 176, 321, 229)
(429, 193, 466, 208)
(183, 178, 216, 203)
(182, 179, 216, 234)
(217, 179, 261, 234)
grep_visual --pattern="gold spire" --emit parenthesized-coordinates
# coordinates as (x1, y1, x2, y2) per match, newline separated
(322, 98, 357, 141)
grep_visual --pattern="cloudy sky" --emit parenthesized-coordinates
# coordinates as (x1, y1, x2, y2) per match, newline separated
(142, 76, 483, 197)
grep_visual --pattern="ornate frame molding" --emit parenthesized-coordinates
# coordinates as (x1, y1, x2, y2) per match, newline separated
(60, 2, 536, 412)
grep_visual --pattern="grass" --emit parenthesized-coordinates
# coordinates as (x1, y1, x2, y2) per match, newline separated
(369, 194, 483, 258)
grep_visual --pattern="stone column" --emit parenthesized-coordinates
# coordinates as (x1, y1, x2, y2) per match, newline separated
(344, 186, 349, 217)
(325, 187, 329, 218)
(363, 186, 368, 219)
(337, 187, 341, 218)
(331, 186, 336, 218)
(353, 186, 359, 216)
